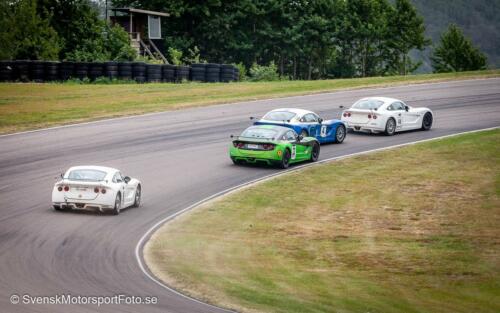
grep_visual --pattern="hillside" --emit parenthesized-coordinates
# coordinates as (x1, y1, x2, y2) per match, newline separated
(411, 0, 500, 72)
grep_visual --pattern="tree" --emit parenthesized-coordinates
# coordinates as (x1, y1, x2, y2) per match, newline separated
(38, 0, 135, 61)
(0, 0, 60, 60)
(431, 24, 487, 72)
(386, 0, 429, 75)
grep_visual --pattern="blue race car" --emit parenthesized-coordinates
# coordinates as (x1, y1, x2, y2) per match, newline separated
(253, 108, 346, 144)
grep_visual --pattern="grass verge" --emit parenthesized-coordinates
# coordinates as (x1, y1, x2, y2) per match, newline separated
(0, 70, 499, 134)
(146, 129, 500, 313)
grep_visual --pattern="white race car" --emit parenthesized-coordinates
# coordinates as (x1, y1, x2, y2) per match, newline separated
(341, 97, 433, 135)
(52, 166, 141, 215)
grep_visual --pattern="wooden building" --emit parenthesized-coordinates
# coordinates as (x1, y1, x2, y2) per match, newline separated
(109, 8, 169, 63)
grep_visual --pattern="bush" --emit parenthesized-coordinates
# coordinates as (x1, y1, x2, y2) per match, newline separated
(248, 62, 280, 81)
(168, 47, 183, 65)
(233, 62, 247, 81)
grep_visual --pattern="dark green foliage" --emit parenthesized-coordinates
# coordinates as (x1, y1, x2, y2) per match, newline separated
(0, 0, 135, 61)
(0, 0, 60, 60)
(386, 0, 430, 75)
(113, 0, 434, 79)
(37, 0, 136, 61)
(431, 25, 487, 73)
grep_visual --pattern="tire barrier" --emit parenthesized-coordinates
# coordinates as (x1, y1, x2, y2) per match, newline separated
(175, 65, 190, 82)
(30, 60, 45, 82)
(146, 64, 162, 82)
(0, 61, 13, 82)
(45, 62, 59, 81)
(205, 63, 221, 83)
(132, 62, 146, 83)
(162, 64, 175, 82)
(118, 62, 132, 80)
(1, 61, 239, 83)
(220, 64, 235, 83)
(60, 61, 74, 80)
(75, 62, 89, 80)
(190, 63, 206, 82)
(105, 61, 118, 79)
(88, 62, 104, 81)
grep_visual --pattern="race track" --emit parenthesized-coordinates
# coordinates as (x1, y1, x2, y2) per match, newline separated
(1, 78, 499, 313)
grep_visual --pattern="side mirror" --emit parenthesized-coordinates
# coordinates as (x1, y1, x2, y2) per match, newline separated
(124, 176, 131, 184)
(297, 134, 304, 142)
(339, 105, 344, 109)
(60, 173, 64, 179)
(230, 134, 234, 138)
(249, 116, 255, 120)
(405, 105, 409, 112)
(318, 118, 323, 124)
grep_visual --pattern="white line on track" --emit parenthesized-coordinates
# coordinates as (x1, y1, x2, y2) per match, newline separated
(135, 126, 499, 312)
(1, 77, 497, 138)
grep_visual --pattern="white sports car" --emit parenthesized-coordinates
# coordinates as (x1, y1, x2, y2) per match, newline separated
(52, 166, 141, 215)
(341, 97, 433, 135)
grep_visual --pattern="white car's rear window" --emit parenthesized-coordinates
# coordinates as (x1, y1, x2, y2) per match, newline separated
(263, 111, 296, 121)
(352, 99, 384, 110)
(68, 169, 107, 181)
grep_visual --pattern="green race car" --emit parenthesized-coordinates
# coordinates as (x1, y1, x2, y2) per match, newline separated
(230, 125, 320, 169)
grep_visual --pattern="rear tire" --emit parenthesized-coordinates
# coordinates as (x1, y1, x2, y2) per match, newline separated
(334, 125, 346, 143)
(385, 118, 396, 136)
(310, 142, 320, 162)
(112, 193, 121, 215)
(53, 205, 61, 211)
(132, 185, 141, 208)
(279, 149, 291, 169)
(421, 112, 433, 130)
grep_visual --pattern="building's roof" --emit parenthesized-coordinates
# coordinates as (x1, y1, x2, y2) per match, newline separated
(110, 7, 169, 17)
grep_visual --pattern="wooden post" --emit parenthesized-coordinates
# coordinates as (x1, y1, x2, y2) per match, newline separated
(129, 13, 133, 33)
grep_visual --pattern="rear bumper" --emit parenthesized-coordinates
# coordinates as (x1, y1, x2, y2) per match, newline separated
(345, 122, 385, 132)
(230, 147, 282, 165)
(52, 201, 114, 212)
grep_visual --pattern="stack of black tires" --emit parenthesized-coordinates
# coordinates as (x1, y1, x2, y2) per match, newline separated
(175, 66, 190, 82)
(190, 63, 206, 82)
(0, 61, 13, 82)
(0, 60, 240, 83)
(118, 62, 132, 80)
(146, 64, 162, 82)
(162, 64, 175, 82)
(132, 62, 147, 83)
(205, 64, 220, 82)
(59, 61, 74, 80)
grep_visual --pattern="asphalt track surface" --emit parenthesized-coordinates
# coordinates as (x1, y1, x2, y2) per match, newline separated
(1, 78, 499, 313)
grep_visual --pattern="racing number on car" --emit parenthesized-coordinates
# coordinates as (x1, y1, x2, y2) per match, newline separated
(291, 144, 297, 160)
(320, 125, 327, 137)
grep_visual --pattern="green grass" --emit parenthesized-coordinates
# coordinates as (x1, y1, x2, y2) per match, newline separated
(145, 129, 500, 313)
(0, 69, 499, 134)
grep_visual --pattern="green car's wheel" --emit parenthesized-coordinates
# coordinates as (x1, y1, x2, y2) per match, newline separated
(279, 149, 291, 169)
(310, 142, 320, 162)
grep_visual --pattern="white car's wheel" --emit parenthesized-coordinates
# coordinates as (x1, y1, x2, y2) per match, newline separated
(133, 185, 141, 208)
(112, 193, 121, 215)
(384, 118, 396, 136)
(421, 112, 433, 130)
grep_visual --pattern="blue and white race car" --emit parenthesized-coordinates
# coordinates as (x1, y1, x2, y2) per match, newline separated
(254, 108, 346, 144)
